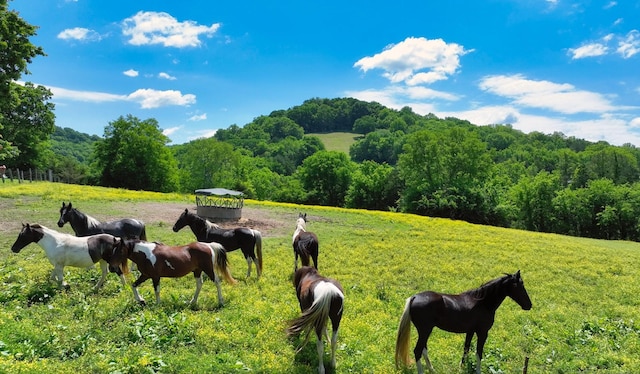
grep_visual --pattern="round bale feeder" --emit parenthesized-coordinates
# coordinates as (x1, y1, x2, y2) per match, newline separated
(195, 188, 244, 221)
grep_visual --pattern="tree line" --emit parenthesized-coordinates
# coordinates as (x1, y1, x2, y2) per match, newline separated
(3, 1, 640, 242)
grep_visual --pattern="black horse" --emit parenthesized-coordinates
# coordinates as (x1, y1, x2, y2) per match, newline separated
(58, 202, 147, 240)
(395, 270, 532, 374)
(292, 213, 319, 271)
(172, 208, 263, 278)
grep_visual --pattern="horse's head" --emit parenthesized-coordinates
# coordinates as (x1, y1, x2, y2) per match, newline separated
(172, 208, 191, 232)
(57, 201, 73, 228)
(506, 270, 532, 310)
(11, 223, 43, 253)
(106, 237, 131, 275)
(296, 213, 307, 230)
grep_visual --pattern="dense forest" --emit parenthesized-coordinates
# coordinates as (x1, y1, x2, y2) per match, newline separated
(9, 97, 640, 242)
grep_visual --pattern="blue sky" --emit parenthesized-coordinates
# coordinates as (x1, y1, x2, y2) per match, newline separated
(10, 0, 640, 146)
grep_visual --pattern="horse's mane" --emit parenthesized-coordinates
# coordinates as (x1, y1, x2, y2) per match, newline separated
(204, 219, 221, 230)
(466, 274, 510, 300)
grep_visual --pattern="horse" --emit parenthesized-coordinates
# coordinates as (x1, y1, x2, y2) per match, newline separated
(292, 213, 319, 271)
(172, 208, 263, 278)
(106, 238, 237, 306)
(58, 201, 147, 240)
(287, 266, 344, 374)
(10, 223, 126, 289)
(395, 270, 532, 374)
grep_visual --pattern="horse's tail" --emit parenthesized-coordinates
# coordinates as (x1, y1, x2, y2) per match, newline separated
(287, 282, 344, 346)
(210, 242, 237, 285)
(253, 229, 263, 276)
(395, 296, 414, 369)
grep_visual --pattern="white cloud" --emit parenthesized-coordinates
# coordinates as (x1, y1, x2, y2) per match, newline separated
(617, 30, 640, 58)
(48, 85, 126, 103)
(354, 37, 471, 85)
(57, 27, 101, 42)
(569, 43, 608, 59)
(158, 72, 177, 80)
(122, 11, 221, 48)
(631, 117, 640, 128)
(123, 69, 139, 77)
(479, 74, 620, 114)
(163, 126, 181, 136)
(188, 113, 207, 121)
(604, 1, 617, 9)
(127, 88, 196, 108)
(44, 84, 195, 109)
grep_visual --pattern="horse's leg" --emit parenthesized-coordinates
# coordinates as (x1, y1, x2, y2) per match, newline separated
(152, 278, 161, 304)
(94, 261, 108, 290)
(190, 274, 203, 305)
(312, 252, 318, 270)
(245, 255, 253, 278)
(461, 332, 474, 367)
(316, 329, 325, 374)
(330, 327, 339, 369)
(214, 272, 223, 305)
(475, 331, 488, 374)
(131, 274, 150, 305)
(52, 265, 67, 288)
(414, 327, 434, 374)
(293, 249, 299, 272)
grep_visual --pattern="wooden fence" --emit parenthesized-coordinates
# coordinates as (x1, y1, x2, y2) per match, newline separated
(1, 167, 59, 183)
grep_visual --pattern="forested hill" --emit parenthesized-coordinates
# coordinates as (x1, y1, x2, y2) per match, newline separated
(49, 97, 640, 242)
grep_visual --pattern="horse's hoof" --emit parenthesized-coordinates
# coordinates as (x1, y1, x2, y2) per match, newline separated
(138, 300, 146, 306)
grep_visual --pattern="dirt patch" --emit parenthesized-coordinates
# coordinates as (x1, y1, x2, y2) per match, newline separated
(113, 202, 292, 238)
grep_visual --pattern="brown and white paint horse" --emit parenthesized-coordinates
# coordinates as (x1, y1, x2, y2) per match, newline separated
(107, 238, 237, 306)
(287, 266, 344, 374)
(10, 223, 125, 289)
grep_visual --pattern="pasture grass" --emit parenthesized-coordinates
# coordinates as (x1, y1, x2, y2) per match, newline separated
(308, 132, 361, 154)
(1, 182, 640, 373)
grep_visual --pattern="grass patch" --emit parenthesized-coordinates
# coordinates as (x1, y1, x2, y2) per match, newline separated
(308, 132, 361, 154)
(1, 182, 640, 372)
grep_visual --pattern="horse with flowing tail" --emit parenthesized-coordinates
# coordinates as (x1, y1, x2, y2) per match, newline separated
(106, 238, 237, 306)
(10, 223, 126, 289)
(58, 202, 147, 240)
(395, 270, 532, 374)
(287, 266, 344, 374)
(172, 209, 263, 278)
(292, 213, 318, 271)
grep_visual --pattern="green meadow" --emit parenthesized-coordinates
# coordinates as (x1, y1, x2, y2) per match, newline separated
(1, 182, 639, 373)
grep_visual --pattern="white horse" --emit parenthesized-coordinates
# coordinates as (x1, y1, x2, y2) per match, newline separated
(10, 223, 126, 289)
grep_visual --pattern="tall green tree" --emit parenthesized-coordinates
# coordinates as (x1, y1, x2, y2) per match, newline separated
(93, 115, 179, 192)
(297, 150, 354, 206)
(0, 0, 55, 165)
(174, 137, 243, 193)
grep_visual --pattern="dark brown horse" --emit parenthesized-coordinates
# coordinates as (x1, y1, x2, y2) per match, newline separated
(292, 213, 319, 271)
(58, 202, 147, 240)
(287, 266, 344, 374)
(106, 239, 237, 306)
(395, 270, 532, 374)
(172, 209, 263, 278)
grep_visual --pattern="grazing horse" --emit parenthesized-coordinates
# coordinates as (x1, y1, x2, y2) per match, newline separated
(106, 238, 237, 306)
(10, 223, 125, 289)
(287, 266, 344, 374)
(172, 208, 263, 278)
(292, 213, 319, 271)
(395, 270, 532, 374)
(58, 202, 147, 240)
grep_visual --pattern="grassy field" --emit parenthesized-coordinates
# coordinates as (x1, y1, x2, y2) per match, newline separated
(308, 132, 361, 154)
(1, 182, 640, 373)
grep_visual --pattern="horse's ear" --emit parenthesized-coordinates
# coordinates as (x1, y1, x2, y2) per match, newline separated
(515, 270, 521, 279)
(68, 202, 73, 208)
(61, 202, 65, 208)
(184, 208, 189, 213)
